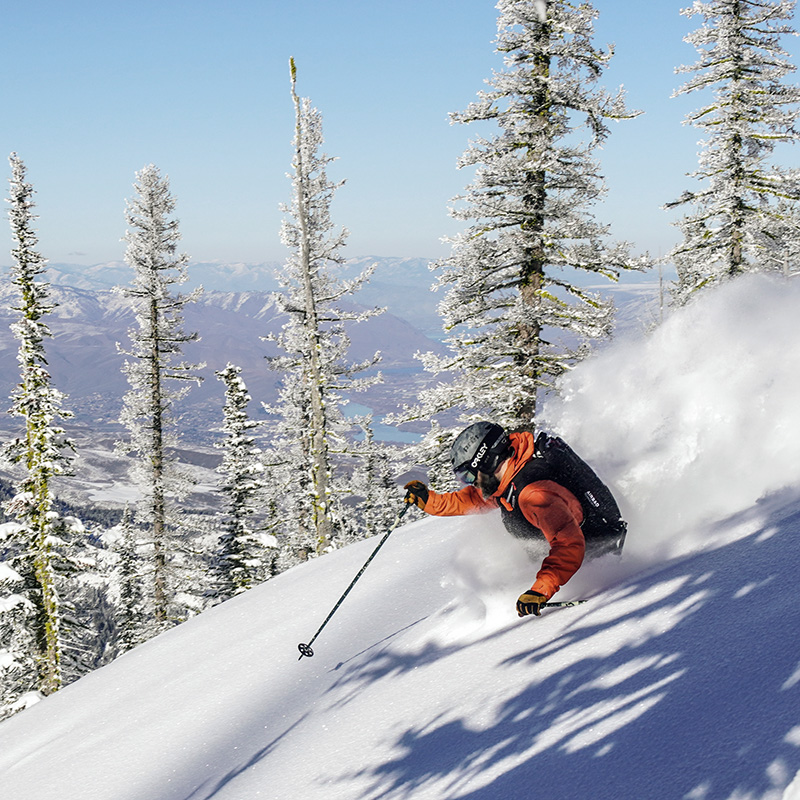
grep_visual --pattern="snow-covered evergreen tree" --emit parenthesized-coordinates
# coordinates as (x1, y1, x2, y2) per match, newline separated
(349, 420, 405, 537)
(49, 515, 117, 682)
(395, 0, 646, 458)
(264, 60, 382, 559)
(0, 524, 39, 719)
(0, 153, 75, 711)
(114, 508, 148, 654)
(210, 364, 273, 601)
(666, 0, 800, 302)
(115, 164, 204, 628)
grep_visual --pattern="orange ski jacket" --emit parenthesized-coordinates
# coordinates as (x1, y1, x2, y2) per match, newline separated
(423, 431, 585, 599)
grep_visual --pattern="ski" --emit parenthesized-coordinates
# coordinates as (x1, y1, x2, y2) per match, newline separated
(542, 599, 588, 609)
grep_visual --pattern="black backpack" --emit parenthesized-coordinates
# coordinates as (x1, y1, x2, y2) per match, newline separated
(499, 432, 627, 558)
(533, 432, 627, 557)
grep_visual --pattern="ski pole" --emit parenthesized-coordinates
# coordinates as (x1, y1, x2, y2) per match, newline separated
(298, 502, 410, 660)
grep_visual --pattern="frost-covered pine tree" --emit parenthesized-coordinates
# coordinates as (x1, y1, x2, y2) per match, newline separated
(0, 153, 74, 710)
(399, 0, 646, 453)
(265, 60, 381, 559)
(666, 0, 800, 302)
(349, 420, 404, 537)
(48, 515, 117, 682)
(210, 364, 273, 600)
(0, 524, 40, 719)
(113, 507, 148, 653)
(115, 164, 204, 627)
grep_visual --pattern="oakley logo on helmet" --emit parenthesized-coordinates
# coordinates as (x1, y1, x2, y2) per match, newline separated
(470, 443, 488, 469)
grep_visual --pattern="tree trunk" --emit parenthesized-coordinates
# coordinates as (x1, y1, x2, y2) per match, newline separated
(290, 64, 334, 554)
(150, 293, 168, 622)
(515, 17, 551, 429)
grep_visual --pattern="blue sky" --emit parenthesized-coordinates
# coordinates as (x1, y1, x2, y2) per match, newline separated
(2, 0, 799, 268)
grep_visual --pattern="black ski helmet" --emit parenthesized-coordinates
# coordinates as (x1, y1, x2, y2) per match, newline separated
(450, 421, 512, 485)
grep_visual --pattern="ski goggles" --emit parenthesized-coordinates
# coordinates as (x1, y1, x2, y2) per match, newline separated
(454, 462, 479, 485)
(454, 448, 506, 486)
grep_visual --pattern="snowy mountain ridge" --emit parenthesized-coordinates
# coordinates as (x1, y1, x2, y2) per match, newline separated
(0, 276, 447, 440)
(0, 273, 799, 799)
(7, 255, 664, 337)
(31, 256, 444, 335)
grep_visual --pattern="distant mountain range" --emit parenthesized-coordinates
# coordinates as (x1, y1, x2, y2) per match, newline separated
(0, 264, 449, 444)
(0, 256, 662, 442)
(42, 256, 446, 337)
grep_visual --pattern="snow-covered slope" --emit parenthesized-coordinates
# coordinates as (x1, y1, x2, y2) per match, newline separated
(1, 274, 800, 800)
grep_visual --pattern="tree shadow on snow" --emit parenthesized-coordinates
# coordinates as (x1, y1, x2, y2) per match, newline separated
(337, 497, 800, 800)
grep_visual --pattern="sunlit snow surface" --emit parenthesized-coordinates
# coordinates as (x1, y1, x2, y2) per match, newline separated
(2, 274, 800, 800)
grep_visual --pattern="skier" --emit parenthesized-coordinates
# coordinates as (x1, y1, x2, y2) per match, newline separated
(404, 421, 600, 618)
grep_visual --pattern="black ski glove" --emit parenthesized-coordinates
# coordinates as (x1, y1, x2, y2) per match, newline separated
(517, 590, 548, 617)
(404, 480, 429, 510)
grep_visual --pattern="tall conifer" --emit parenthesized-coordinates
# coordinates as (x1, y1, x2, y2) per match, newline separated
(0, 154, 73, 712)
(399, 0, 645, 466)
(667, 0, 800, 301)
(265, 60, 381, 559)
(115, 164, 203, 627)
